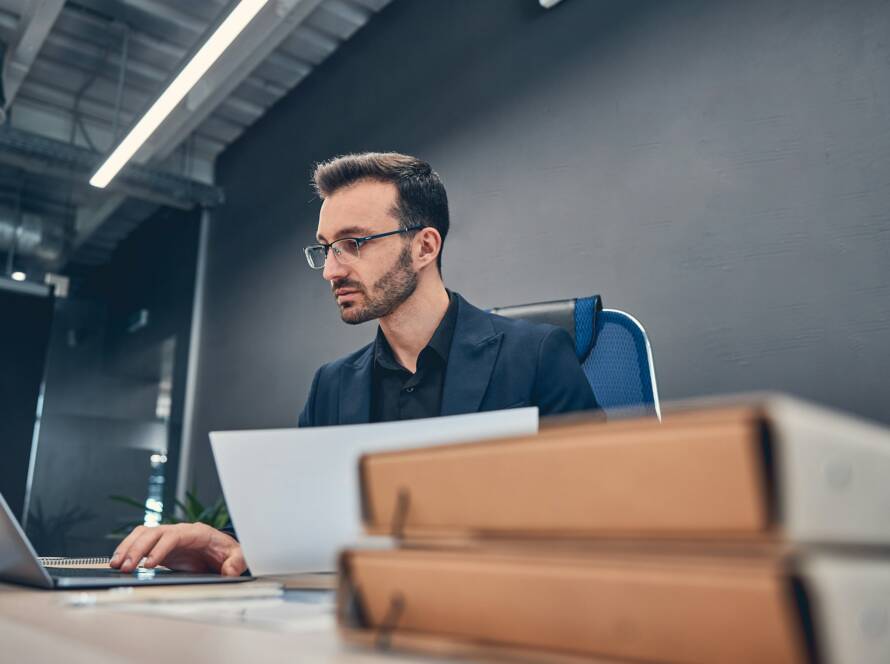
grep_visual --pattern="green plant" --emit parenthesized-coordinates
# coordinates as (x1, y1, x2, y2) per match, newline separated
(108, 491, 230, 538)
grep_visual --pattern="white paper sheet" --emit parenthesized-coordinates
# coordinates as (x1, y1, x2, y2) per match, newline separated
(210, 408, 538, 575)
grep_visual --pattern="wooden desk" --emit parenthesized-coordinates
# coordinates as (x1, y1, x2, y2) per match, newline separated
(0, 582, 427, 663)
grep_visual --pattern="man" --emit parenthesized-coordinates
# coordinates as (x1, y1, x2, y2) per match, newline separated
(110, 152, 598, 576)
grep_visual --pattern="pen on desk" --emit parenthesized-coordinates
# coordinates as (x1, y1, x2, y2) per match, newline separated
(63, 581, 284, 607)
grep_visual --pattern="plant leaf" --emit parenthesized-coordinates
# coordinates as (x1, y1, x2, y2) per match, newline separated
(207, 498, 224, 522)
(185, 491, 203, 520)
(213, 504, 230, 530)
(173, 499, 189, 519)
(204, 498, 222, 528)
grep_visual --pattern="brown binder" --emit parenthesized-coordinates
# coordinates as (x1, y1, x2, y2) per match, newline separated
(338, 547, 814, 664)
(360, 405, 775, 539)
(359, 396, 890, 543)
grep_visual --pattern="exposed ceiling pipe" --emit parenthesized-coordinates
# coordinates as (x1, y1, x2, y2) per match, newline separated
(0, 206, 66, 265)
(0, 125, 223, 210)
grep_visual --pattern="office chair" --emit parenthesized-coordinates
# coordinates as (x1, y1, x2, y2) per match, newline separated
(489, 296, 661, 419)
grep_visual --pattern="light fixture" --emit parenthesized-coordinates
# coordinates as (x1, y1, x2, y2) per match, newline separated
(11, 271, 26, 282)
(90, 0, 270, 188)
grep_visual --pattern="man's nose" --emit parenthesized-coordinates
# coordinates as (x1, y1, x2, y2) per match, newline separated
(322, 250, 348, 282)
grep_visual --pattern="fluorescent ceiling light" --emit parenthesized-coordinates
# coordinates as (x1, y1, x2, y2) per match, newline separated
(90, 0, 270, 189)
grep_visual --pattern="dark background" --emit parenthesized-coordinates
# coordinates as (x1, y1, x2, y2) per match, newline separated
(0, 288, 54, 520)
(183, 0, 890, 497)
(23, 207, 200, 554)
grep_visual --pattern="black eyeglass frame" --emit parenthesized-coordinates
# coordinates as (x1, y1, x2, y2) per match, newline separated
(304, 226, 425, 269)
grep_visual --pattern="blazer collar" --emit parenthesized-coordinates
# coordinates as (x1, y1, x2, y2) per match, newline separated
(339, 342, 374, 425)
(440, 292, 503, 417)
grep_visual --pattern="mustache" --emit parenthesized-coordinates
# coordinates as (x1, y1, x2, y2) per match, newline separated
(331, 278, 365, 294)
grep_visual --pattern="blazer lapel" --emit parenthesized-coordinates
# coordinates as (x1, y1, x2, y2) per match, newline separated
(440, 293, 503, 417)
(338, 343, 374, 424)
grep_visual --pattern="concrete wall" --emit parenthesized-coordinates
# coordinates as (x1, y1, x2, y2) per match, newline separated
(189, 0, 890, 496)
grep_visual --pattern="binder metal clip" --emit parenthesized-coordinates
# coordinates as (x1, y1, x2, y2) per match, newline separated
(391, 487, 410, 539)
(375, 591, 405, 651)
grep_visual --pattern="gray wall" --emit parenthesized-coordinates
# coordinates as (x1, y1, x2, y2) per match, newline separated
(189, 0, 890, 496)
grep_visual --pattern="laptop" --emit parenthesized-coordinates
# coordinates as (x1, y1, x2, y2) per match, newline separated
(0, 492, 249, 589)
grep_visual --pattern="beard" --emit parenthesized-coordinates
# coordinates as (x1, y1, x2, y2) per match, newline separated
(333, 245, 418, 325)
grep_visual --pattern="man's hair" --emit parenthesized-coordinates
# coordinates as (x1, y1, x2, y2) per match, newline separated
(312, 152, 450, 271)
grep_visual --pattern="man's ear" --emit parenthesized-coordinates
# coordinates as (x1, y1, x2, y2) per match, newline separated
(415, 227, 442, 268)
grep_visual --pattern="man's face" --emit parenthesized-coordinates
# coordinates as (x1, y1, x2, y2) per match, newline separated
(316, 180, 418, 325)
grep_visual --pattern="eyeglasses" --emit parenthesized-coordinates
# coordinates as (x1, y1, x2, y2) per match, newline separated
(304, 226, 424, 269)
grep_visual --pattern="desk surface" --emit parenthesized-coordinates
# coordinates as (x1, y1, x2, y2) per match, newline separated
(0, 582, 425, 664)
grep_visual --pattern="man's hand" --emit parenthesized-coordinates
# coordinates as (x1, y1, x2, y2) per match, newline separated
(109, 523, 246, 576)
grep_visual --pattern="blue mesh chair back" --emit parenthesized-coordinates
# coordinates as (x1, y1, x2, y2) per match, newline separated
(490, 296, 660, 419)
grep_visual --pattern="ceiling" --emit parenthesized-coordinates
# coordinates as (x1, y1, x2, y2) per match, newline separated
(0, 0, 390, 272)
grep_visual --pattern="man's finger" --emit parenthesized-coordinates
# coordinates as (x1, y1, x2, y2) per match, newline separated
(142, 530, 181, 568)
(220, 547, 246, 577)
(118, 528, 165, 572)
(111, 526, 149, 568)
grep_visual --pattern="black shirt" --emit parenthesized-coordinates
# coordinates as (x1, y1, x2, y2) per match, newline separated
(370, 292, 458, 422)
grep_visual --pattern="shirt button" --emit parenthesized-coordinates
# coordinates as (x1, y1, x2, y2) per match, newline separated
(405, 386, 415, 393)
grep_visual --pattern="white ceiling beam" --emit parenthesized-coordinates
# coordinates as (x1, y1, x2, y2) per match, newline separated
(1, 0, 65, 113)
(75, 0, 326, 249)
(0, 9, 17, 34)
(9, 96, 116, 151)
(142, 0, 326, 162)
(74, 194, 128, 249)
(119, 0, 206, 34)
(323, 0, 371, 28)
(288, 23, 339, 56)
(220, 94, 266, 119)
(60, 3, 295, 97)
(266, 50, 313, 77)
(40, 30, 169, 87)
(18, 79, 138, 131)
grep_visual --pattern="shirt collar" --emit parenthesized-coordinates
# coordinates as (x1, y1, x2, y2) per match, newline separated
(374, 290, 458, 371)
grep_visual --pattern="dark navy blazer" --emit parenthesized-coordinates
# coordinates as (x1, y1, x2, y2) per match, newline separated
(298, 292, 599, 427)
